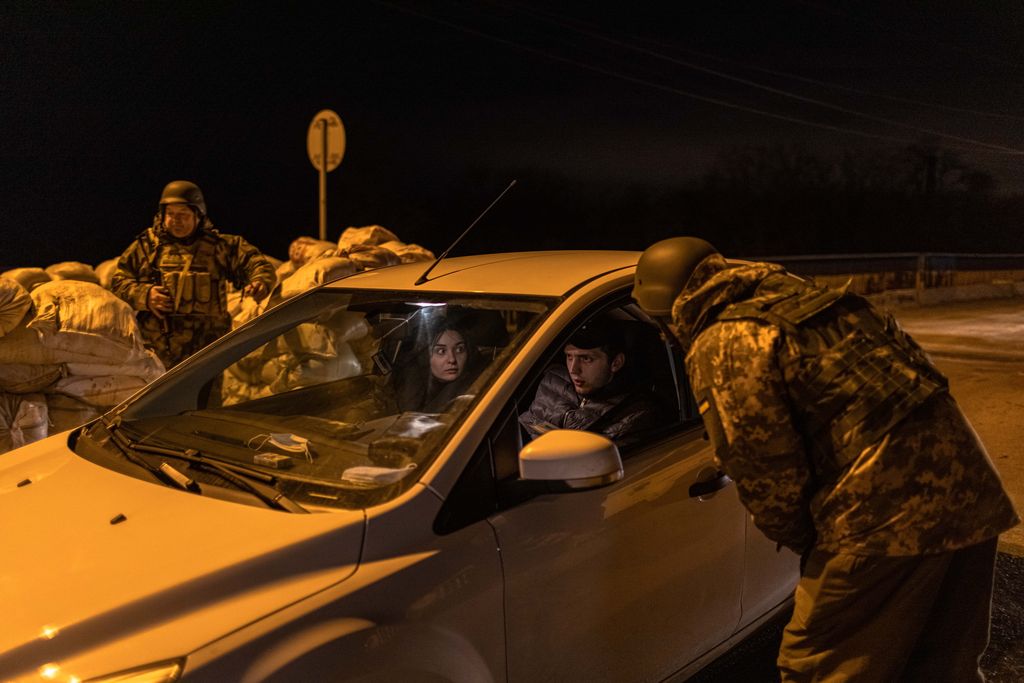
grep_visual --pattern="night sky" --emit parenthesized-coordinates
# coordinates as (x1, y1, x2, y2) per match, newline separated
(3, 1, 1024, 268)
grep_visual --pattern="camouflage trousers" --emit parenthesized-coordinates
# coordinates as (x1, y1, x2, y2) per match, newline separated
(139, 314, 230, 369)
(778, 537, 997, 682)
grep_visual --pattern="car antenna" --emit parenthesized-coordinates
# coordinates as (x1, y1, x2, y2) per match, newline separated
(414, 179, 517, 286)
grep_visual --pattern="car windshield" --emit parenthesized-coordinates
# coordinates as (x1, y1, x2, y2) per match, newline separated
(75, 289, 552, 511)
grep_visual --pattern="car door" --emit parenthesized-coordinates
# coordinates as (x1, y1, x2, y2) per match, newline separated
(486, 306, 748, 682)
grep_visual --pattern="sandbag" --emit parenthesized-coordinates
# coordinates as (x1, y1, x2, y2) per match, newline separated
(288, 236, 337, 267)
(0, 363, 62, 393)
(0, 324, 133, 366)
(1, 267, 51, 292)
(0, 278, 32, 337)
(345, 244, 402, 271)
(28, 280, 148, 362)
(46, 393, 101, 433)
(54, 374, 147, 407)
(0, 392, 48, 453)
(338, 225, 399, 251)
(94, 258, 119, 289)
(65, 349, 164, 382)
(46, 261, 100, 284)
(379, 240, 435, 264)
(280, 256, 357, 299)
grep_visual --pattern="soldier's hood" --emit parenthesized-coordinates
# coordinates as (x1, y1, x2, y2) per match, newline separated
(670, 257, 786, 349)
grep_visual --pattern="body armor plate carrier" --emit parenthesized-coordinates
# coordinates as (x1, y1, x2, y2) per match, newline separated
(713, 273, 948, 478)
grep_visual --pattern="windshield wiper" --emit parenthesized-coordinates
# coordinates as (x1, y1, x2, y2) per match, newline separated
(129, 442, 308, 513)
(100, 416, 194, 492)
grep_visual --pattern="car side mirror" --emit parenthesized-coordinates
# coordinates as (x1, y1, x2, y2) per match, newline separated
(518, 430, 623, 491)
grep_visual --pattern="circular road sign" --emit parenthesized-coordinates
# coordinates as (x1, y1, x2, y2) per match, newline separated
(307, 109, 346, 172)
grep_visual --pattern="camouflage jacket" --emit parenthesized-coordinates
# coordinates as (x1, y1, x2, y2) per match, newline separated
(671, 257, 1018, 556)
(519, 364, 662, 447)
(111, 224, 275, 319)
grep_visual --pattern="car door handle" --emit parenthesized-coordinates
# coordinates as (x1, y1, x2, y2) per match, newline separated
(688, 472, 732, 498)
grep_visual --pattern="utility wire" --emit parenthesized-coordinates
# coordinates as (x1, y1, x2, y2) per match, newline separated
(794, 0, 1024, 72)
(374, 1, 955, 151)
(494, 1, 1024, 155)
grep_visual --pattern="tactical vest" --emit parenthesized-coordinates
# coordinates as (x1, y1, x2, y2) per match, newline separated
(709, 272, 947, 479)
(149, 232, 224, 318)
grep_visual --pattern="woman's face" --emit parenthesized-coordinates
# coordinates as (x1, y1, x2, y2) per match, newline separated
(430, 329, 468, 383)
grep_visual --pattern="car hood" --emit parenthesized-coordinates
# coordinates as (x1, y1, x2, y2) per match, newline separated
(0, 433, 364, 681)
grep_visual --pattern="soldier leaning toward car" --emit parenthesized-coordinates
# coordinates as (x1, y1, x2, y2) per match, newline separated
(111, 180, 276, 368)
(632, 236, 1019, 682)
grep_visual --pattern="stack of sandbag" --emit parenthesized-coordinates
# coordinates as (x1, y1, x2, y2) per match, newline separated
(1, 267, 51, 292)
(222, 310, 369, 404)
(45, 261, 101, 285)
(0, 278, 165, 450)
(338, 225, 434, 265)
(94, 258, 119, 289)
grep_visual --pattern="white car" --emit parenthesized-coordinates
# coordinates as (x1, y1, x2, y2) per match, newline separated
(0, 251, 797, 682)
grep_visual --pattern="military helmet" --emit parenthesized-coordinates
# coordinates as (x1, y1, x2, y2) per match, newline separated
(159, 180, 206, 217)
(633, 236, 719, 317)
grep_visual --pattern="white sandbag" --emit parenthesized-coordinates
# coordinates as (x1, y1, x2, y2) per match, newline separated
(0, 278, 32, 337)
(46, 261, 100, 284)
(0, 392, 48, 453)
(219, 372, 272, 406)
(280, 257, 357, 299)
(288, 236, 337, 267)
(275, 259, 297, 284)
(379, 240, 435, 264)
(28, 280, 148, 362)
(267, 342, 362, 393)
(95, 258, 119, 289)
(0, 324, 131, 366)
(65, 349, 164, 382)
(338, 225, 399, 250)
(54, 374, 147, 407)
(345, 244, 402, 271)
(1, 267, 51, 292)
(0, 363, 62, 393)
(46, 393, 101, 433)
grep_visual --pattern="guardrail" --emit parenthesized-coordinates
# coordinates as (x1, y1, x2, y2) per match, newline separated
(759, 253, 1024, 305)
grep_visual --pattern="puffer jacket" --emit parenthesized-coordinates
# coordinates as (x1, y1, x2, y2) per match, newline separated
(518, 364, 661, 447)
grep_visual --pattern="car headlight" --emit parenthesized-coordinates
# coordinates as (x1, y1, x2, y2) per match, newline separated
(83, 660, 183, 683)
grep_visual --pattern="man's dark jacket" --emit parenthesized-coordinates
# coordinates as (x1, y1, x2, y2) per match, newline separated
(518, 365, 661, 447)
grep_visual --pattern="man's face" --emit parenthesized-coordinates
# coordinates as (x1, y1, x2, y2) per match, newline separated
(163, 204, 199, 239)
(564, 344, 624, 396)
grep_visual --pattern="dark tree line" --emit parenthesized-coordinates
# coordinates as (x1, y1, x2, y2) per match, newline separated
(381, 143, 1023, 259)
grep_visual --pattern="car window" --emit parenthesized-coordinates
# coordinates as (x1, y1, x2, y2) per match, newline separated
(499, 297, 690, 480)
(76, 289, 554, 511)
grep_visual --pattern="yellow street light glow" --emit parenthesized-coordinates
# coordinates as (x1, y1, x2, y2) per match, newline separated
(39, 663, 60, 679)
(41, 625, 60, 639)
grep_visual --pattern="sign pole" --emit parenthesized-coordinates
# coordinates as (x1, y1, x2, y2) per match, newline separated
(306, 109, 346, 242)
(319, 118, 328, 241)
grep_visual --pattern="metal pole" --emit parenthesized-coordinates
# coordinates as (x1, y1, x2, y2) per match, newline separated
(319, 118, 328, 241)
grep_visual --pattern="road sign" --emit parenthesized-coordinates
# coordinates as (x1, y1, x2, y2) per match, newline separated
(307, 109, 346, 239)
(307, 110, 345, 172)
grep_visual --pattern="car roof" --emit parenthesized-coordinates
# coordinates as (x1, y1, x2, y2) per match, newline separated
(328, 250, 641, 297)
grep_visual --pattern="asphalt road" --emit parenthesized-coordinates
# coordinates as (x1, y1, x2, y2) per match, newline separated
(689, 296, 1024, 683)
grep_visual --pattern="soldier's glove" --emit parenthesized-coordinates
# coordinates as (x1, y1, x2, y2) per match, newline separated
(243, 281, 269, 302)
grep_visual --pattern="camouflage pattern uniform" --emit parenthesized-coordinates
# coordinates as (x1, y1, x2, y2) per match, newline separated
(670, 255, 1018, 681)
(111, 221, 275, 368)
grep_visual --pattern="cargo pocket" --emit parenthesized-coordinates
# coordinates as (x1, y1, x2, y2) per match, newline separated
(194, 272, 212, 304)
(176, 272, 195, 314)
